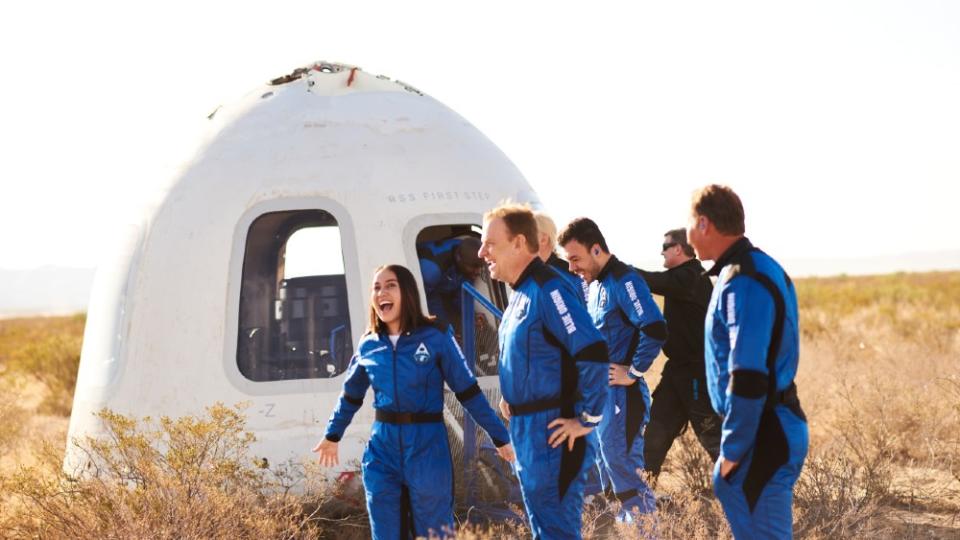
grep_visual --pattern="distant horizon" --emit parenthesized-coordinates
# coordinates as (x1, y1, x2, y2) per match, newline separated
(3, 247, 959, 276)
(1, 249, 957, 317)
(636, 247, 960, 278)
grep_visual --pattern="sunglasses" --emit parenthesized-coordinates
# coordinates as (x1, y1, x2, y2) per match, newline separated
(661, 242, 679, 252)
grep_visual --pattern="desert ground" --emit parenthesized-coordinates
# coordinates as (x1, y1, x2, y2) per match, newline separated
(1, 272, 958, 538)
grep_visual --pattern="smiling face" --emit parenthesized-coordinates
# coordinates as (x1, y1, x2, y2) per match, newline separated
(371, 268, 402, 333)
(562, 239, 603, 283)
(479, 217, 529, 284)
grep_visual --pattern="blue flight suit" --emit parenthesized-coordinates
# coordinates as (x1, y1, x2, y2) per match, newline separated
(705, 238, 808, 539)
(588, 256, 666, 520)
(546, 253, 589, 305)
(417, 238, 469, 327)
(546, 253, 606, 497)
(498, 258, 609, 540)
(324, 323, 510, 540)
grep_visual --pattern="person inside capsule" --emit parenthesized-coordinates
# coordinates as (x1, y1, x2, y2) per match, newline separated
(313, 264, 515, 539)
(417, 236, 484, 334)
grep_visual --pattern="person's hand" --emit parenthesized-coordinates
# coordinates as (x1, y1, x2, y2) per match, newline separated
(719, 457, 739, 480)
(496, 442, 516, 463)
(608, 364, 636, 386)
(547, 417, 594, 451)
(312, 438, 339, 467)
(499, 397, 512, 420)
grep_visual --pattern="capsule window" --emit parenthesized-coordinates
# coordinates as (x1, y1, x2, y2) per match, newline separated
(237, 210, 353, 382)
(415, 224, 506, 377)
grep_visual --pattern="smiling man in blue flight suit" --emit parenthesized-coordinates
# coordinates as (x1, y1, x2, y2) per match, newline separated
(479, 203, 609, 540)
(687, 185, 808, 539)
(558, 218, 666, 526)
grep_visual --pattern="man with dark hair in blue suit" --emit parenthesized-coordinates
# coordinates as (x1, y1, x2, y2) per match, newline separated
(559, 217, 665, 526)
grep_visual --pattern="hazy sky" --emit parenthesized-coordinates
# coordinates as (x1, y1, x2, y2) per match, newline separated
(1, 1, 958, 272)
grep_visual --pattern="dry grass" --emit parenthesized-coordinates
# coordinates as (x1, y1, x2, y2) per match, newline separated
(0, 314, 85, 416)
(0, 404, 337, 539)
(0, 271, 958, 538)
(0, 382, 28, 454)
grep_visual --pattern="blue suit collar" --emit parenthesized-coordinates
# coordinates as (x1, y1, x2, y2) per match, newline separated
(706, 237, 753, 277)
(511, 256, 544, 289)
(595, 254, 623, 283)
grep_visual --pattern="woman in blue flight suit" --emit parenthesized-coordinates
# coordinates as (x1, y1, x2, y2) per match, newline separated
(313, 264, 514, 540)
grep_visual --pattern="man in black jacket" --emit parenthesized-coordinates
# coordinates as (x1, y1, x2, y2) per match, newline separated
(637, 228, 721, 480)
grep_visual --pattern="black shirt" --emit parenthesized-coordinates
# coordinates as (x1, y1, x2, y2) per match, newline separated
(636, 258, 713, 376)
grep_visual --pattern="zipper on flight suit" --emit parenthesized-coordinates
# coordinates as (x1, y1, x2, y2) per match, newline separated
(392, 334, 405, 477)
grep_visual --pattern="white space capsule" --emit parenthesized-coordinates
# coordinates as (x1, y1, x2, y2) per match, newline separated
(66, 62, 539, 484)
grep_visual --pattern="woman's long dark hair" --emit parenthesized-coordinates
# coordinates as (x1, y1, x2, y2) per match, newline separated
(367, 264, 434, 335)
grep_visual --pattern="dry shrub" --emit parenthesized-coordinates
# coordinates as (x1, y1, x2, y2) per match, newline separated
(831, 379, 898, 502)
(947, 377, 960, 487)
(621, 272, 960, 539)
(0, 403, 331, 539)
(671, 428, 715, 497)
(793, 445, 889, 538)
(0, 314, 86, 363)
(618, 490, 729, 540)
(795, 272, 960, 535)
(1, 314, 85, 417)
(2, 274, 959, 539)
(0, 386, 27, 453)
(5, 334, 81, 416)
(449, 511, 531, 540)
(646, 430, 730, 539)
(654, 431, 891, 540)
